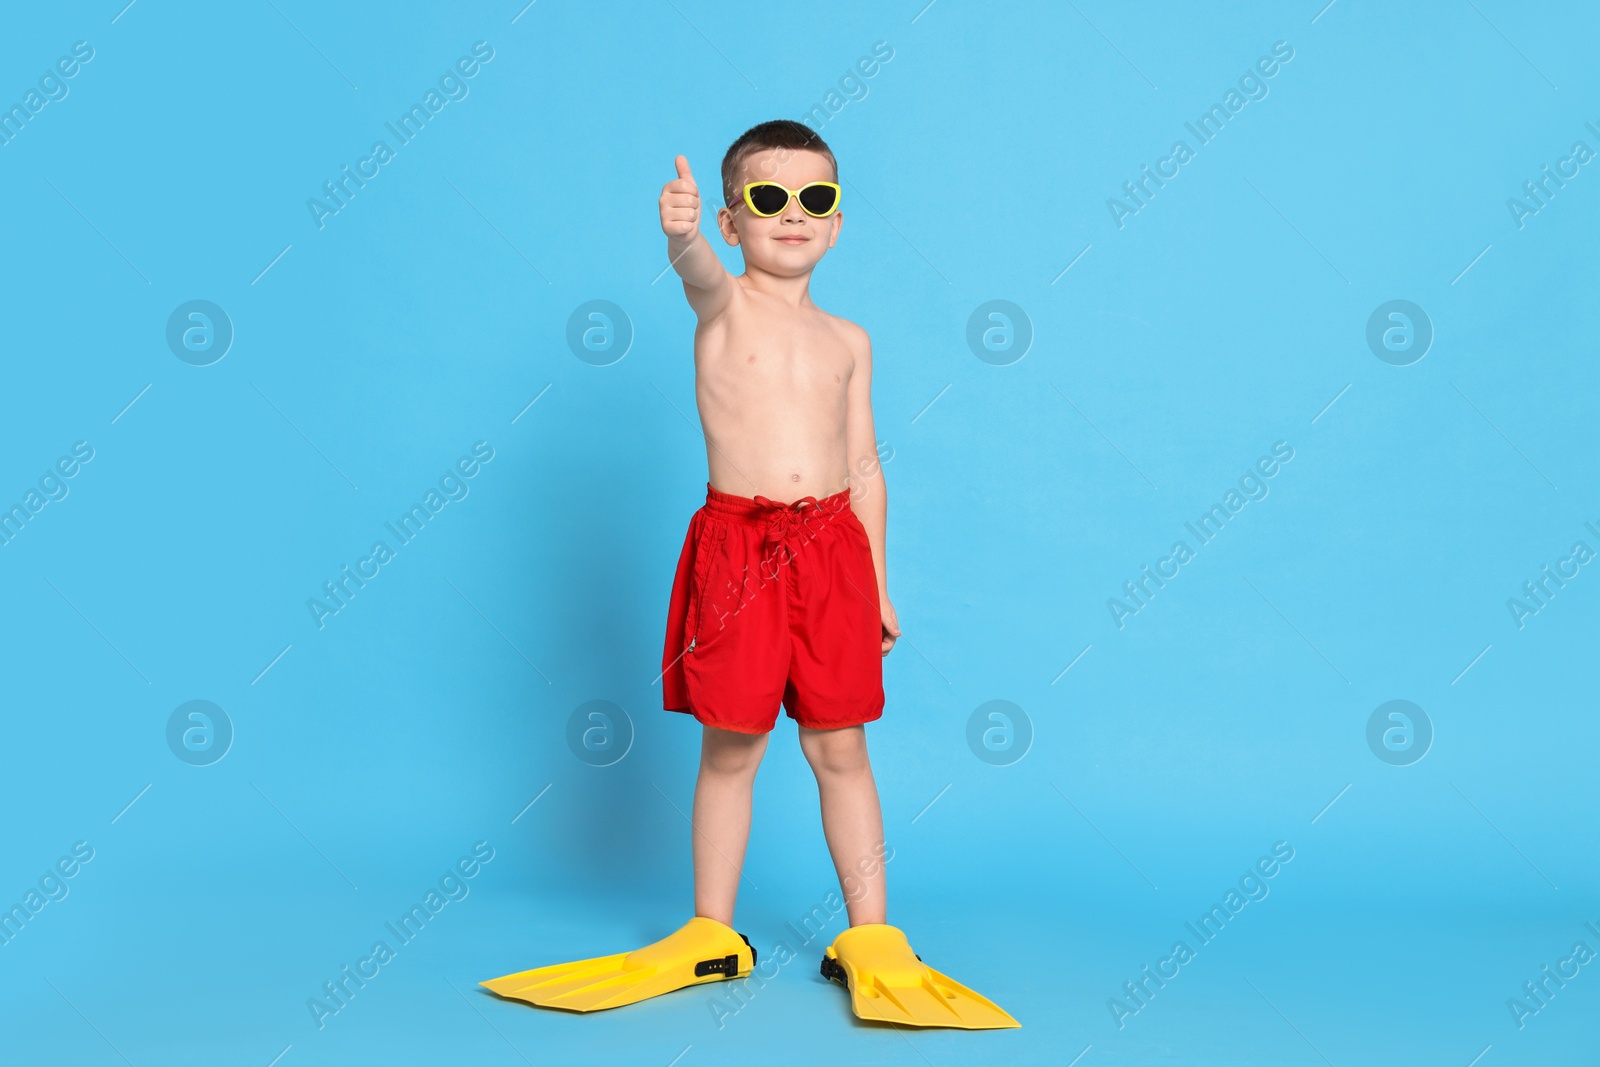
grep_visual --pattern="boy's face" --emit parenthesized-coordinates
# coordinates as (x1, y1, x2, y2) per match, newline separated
(717, 147, 842, 276)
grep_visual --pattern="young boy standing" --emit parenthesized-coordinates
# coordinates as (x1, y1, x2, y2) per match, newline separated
(482, 121, 1017, 1030)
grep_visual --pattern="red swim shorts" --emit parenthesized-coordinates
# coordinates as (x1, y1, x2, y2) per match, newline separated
(662, 483, 885, 734)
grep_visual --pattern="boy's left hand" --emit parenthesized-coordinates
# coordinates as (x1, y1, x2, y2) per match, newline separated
(879, 596, 900, 656)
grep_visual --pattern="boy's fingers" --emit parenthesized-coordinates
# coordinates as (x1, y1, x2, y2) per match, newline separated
(674, 155, 694, 183)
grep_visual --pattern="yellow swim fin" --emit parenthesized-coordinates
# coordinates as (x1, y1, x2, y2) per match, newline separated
(821, 923, 1019, 1029)
(480, 917, 755, 1012)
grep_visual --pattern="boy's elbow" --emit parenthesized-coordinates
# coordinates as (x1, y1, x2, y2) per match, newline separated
(849, 440, 887, 488)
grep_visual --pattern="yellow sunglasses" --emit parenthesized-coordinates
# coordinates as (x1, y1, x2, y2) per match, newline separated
(740, 180, 842, 218)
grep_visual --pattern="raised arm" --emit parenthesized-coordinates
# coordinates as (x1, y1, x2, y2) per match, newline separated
(659, 155, 735, 320)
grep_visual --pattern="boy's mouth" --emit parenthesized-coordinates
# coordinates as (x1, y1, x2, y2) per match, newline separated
(774, 235, 810, 245)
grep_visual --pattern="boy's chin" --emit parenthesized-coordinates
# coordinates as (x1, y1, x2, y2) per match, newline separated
(745, 250, 826, 276)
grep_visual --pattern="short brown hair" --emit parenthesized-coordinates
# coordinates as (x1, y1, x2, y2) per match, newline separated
(720, 120, 837, 206)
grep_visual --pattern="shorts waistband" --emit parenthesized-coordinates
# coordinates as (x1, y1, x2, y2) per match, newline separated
(702, 482, 854, 525)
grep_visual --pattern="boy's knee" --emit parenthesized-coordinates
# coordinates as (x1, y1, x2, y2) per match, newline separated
(700, 730, 767, 777)
(801, 727, 869, 777)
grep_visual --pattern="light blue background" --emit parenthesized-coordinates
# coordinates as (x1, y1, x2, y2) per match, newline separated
(2, 2, 1596, 1064)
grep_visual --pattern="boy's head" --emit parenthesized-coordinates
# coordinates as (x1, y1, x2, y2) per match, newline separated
(719, 120, 836, 206)
(716, 120, 843, 276)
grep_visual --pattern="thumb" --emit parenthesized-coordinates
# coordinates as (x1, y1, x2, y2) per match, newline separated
(674, 155, 694, 183)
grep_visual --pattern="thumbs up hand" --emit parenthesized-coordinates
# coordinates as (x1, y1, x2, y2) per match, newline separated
(660, 155, 701, 238)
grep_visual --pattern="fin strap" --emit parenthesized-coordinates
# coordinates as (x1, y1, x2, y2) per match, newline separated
(694, 953, 740, 977)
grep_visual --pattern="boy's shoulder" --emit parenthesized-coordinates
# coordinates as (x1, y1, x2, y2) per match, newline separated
(815, 308, 872, 353)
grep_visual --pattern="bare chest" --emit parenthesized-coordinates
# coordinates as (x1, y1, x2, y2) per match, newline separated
(698, 315, 853, 395)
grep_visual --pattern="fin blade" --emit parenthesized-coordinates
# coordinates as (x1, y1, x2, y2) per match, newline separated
(827, 925, 1020, 1030)
(481, 954, 675, 1011)
(849, 971, 986, 1028)
(920, 965, 1022, 1029)
(478, 918, 754, 1013)
(479, 952, 628, 999)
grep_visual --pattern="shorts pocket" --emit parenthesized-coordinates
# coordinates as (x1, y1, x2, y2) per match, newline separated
(844, 518, 880, 612)
(688, 517, 726, 647)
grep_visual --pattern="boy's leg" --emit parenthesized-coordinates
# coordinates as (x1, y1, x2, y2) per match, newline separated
(798, 724, 886, 925)
(692, 724, 769, 925)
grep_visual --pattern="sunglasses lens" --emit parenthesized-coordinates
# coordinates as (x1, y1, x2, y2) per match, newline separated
(747, 184, 790, 216)
(798, 184, 839, 216)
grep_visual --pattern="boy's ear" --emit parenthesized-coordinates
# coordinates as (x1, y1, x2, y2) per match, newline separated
(716, 206, 741, 246)
(827, 210, 843, 249)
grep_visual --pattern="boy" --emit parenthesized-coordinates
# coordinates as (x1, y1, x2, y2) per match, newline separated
(481, 121, 1017, 1030)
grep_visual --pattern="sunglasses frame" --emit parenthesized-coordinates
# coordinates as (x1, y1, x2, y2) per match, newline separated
(739, 180, 843, 219)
